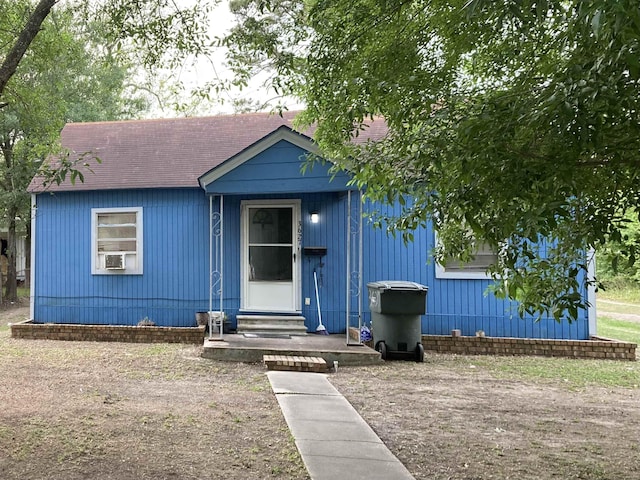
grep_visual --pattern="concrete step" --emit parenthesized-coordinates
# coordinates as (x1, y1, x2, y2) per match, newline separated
(202, 334, 383, 366)
(236, 315, 308, 335)
(239, 324, 309, 335)
(237, 315, 305, 326)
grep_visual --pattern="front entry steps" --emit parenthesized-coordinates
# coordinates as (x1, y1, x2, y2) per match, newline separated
(236, 314, 308, 336)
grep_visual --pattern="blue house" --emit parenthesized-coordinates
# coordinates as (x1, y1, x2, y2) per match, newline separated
(28, 112, 596, 340)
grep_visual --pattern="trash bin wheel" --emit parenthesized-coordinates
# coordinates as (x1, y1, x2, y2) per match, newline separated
(375, 340, 388, 360)
(415, 343, 424, 363)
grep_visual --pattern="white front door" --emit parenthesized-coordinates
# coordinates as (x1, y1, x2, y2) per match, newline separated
(241, 200, 301, 312)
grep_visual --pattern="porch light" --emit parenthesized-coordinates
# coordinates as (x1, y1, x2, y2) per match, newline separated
(310, 211, 320, 224)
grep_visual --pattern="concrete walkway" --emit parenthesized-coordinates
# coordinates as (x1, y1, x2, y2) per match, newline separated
(267, 371, 415, 480)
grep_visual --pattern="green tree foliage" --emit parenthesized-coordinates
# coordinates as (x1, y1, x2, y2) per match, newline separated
(0, 1, 186, 301)
(224, 0, 640, 320)
(0, 0, 212, 302)
(598, 213, 640, 286)
(0, 0, 213, 102)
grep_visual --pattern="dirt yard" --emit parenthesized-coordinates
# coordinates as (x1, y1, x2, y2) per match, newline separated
(331, 359, 640, 480)
(2, 303, 639, 480)
(0, 304, 308, 480)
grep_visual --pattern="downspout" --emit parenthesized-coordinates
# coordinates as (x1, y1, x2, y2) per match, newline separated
(29, 194, 36, 320)
(587, 248, 597, 337)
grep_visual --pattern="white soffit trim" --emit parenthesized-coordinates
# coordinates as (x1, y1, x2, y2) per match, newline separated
(198, 127, 320, 189)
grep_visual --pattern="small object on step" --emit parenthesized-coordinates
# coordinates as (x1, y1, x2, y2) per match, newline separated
(360, 324, 372, 342)
(451, 329, 462, 337)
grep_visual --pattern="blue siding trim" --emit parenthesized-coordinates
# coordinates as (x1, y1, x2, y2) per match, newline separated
(204, 141, 355, 194)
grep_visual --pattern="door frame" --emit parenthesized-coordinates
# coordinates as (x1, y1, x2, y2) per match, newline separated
(240, 199, 302, 312)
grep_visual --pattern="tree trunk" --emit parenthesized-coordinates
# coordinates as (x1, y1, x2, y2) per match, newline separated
(5, 208, 19, 303)
(0, 0, 58, 100)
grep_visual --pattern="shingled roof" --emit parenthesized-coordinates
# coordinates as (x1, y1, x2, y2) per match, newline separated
(28, 111, 388, 193)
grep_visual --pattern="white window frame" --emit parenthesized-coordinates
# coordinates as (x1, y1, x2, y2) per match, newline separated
(434, 233, 496, 280)
(91, 207, 143, 275)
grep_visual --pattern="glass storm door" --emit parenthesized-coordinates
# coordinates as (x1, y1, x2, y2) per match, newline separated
(242, 201, 300, 311)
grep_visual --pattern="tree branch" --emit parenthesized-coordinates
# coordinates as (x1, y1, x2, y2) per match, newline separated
(0, 0, 58, 99)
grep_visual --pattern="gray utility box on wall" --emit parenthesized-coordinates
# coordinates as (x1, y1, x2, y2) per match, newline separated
(367, 281, 428, 362)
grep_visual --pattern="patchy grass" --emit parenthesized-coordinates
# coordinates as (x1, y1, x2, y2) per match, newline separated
(595, 289, 640, 344)
(597, 299, 640, 315)
(441, 354, 640, 389)
(598, 316, 640, 345)
(597, 285, 640, 303)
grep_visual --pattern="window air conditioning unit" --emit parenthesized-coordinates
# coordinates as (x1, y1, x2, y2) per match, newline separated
(104, 253, 126, 270)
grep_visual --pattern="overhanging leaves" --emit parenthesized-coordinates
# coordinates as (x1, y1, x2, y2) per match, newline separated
(223, 0, 640, 321)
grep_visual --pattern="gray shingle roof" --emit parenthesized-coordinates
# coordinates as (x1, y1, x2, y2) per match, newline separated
(28, 111, 388, 193)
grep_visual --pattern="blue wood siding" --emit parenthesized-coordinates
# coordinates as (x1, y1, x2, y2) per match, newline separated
(212, 194, 589, 339)
(204, 140, 355, 194)
(359, 201, 590, 340)
(34, 189, 210, 326)
(32, 146, 590, 339)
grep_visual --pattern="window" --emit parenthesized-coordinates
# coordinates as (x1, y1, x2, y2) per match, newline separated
(92, 207, 143, 275)
(435, 238, 497, 280)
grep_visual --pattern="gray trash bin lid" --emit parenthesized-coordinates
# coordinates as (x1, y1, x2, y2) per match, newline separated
(367, 281, 428, 292)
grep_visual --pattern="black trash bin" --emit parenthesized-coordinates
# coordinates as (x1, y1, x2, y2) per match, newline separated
(367, 281, 428, 362)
